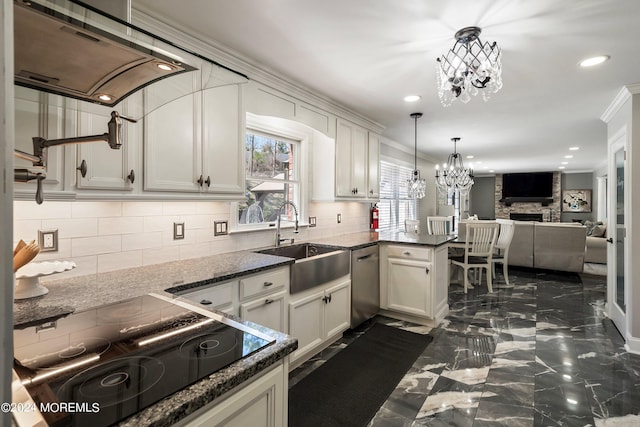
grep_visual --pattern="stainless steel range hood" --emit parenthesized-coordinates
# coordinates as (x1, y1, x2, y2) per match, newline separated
(14, 0, 245, 107)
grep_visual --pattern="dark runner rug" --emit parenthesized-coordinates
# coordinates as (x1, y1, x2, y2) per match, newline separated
(288, 322, 433, 427)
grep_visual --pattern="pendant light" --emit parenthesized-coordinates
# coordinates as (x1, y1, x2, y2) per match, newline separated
(407, 113, 426, 199)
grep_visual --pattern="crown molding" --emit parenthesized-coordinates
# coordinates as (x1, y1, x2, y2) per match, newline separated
(131, 7, 384, 134)
(600, 83, 640, 123)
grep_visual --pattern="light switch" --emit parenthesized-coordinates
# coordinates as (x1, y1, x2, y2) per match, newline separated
(309, 216, 317, 227)
(214, 221, 228, 236)
(173, 222, 185, 240)
(337, 213, 342, 224)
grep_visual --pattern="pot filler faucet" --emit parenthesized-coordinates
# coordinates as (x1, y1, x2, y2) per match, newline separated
(13, 111, 136, 204)
(275, 201, 299, 247)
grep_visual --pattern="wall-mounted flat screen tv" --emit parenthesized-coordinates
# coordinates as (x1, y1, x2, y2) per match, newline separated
(502, 172, 553, 198)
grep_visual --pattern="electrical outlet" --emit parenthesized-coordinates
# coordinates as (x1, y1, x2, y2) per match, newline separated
(214, 220, 228, 236)
(309, 216, 317, 227)
(173, 222, 185, 240)
(337, 213, 342, 224)
(38, 229, 58, 252)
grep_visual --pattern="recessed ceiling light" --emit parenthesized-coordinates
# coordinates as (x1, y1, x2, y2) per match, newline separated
(569, 146, 580, 151)
(561, 161, 569, 165)
(579, 55, 609, 67)
(564, 155, 573, 159)
(157, 62, 174, 71)
(97, 94, 112, 101)
(403, 95, 421, 102)
(466, 155, 474, 159)
(489, 170, 495, 173)
(559, 166, 566, 170)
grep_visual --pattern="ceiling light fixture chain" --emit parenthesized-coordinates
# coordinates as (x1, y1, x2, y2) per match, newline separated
(435, 137, 474, 194)
(436, 26, 502, 107)
(407, 112, 426, 199)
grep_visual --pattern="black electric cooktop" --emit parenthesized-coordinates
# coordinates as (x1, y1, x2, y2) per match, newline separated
(13, 294, 275, 427)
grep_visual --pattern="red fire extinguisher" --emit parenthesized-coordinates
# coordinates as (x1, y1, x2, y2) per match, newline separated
(370, 203, 379, 230)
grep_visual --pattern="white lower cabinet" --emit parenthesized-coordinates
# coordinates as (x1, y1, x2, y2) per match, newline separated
(179, 363, 286, 427)
(241, 290, 287, 333)
(288, 277, 350, 368)
(380, 244, 449, 326)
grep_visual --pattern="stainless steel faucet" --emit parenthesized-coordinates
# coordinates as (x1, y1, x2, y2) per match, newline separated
(275, 201, 299, 247)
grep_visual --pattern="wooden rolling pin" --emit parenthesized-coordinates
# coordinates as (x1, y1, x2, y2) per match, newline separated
(13, 240, 40, 273)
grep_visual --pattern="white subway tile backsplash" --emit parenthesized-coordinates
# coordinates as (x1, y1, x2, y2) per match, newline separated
(42, 218, 98, 238)
(13, 200, 370, 276)
(162, 201, 200, 216)
(122, 201, 163, 217)
(72, 235, 121, 257)
(98, 251, 143, 273)
(142, 247, 180, 266)
(72, 201, 122, 218)
(14, 201, 71, 220)
(122, 232, 163, 251)
(99, 216, 144, 235)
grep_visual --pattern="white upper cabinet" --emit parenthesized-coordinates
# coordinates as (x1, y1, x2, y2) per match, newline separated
(74, 95, 140, 192)
(144, 70, 245, 198)
(335, 118, 378, 200)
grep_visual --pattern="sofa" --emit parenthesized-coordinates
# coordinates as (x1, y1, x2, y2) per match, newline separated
(584, 222, 607, 264)
(497, 221, 588, 273)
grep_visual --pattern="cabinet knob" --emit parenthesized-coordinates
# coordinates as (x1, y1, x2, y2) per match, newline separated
(425, 267, 430, 274)
(263, 281, 273, 287)
(127, 169, 135, 184)
(77, 159, 87, 178)
(200, 299, 212, 305)
(264, 299, 273, 305)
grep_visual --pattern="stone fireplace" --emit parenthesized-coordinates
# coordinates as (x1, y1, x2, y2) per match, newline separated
(495, 172, 561, 222)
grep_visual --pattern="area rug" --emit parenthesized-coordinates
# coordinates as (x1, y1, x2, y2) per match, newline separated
(288, 323, 433, 427)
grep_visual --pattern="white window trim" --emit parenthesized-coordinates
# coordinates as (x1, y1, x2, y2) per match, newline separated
(230, 113, 312, 233)
(379, 155, 419, 232)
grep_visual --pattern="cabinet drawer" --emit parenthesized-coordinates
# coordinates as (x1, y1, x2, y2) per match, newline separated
(240, 267, 288, 301)
(181, 281, 235, 309)
(386, 245, 432, 261)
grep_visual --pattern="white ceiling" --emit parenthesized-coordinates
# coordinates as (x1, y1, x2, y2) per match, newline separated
(132, 0, 640, 175)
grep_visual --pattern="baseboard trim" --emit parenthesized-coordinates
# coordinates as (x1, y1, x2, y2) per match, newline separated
(625, 335, 640, 355)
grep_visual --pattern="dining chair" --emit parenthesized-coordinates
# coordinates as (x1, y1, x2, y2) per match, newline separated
(492, 219, 515, 285)
(449, 222, 499, 294)
(427, 216, 453, 235)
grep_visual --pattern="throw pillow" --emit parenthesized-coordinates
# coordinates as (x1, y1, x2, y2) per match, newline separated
(584, 220, 603, 236)
(591, 224, 606, 238)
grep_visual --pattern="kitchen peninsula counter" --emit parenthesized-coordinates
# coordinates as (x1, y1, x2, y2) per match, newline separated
(12, 251, 297, 427)
(311, 230, 455, 250)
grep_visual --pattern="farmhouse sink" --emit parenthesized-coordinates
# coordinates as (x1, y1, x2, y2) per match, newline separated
(255, 243, 350, 294)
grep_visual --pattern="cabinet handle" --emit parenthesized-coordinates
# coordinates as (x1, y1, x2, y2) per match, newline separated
(127, 169, 135, 184)
(197, 174, 204, 186)
(606, 238, 614, 244)
(264, 299, 273, 305)
(369, 189, 373, 195)
(200, 299, 212, 305)
(77, 159, 87, 178)
(263, 281, 273, 287)
(205, 176, 211, 187)
(425, 267, 430, 274)
(403, 251, 411, 256)
(323, 294, 332, 304)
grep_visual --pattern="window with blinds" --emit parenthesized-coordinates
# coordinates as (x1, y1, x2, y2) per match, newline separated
(378, 160, 418, 231)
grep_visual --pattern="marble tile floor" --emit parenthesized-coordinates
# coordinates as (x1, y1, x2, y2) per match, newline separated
(288, 268, 640, 427)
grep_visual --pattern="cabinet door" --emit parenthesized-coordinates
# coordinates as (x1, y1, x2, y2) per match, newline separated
(144, 93, 201, 192)
(288, 290, 324, 363)
(335, 119, 367, 198)
(183, 364, 284, 427)
(350, 125, 367, 197)
(75, 100, 136, 190)
(386, 258, 432, 317)
(367, 132, 380, 199)
(323, 280, 351, 338)
(202, 85, 244, 195)
(240, 290, 287, 333)
(14, 88, 65, 190)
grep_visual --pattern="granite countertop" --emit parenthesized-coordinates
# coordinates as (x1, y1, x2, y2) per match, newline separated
(311, 230, 455, 250)
(14, 250, 293, 327)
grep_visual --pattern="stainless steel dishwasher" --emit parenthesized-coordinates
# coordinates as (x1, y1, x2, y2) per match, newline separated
(350, 244, 379, 328)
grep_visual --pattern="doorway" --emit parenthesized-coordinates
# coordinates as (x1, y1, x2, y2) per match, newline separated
(607, 129, 627, 336)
